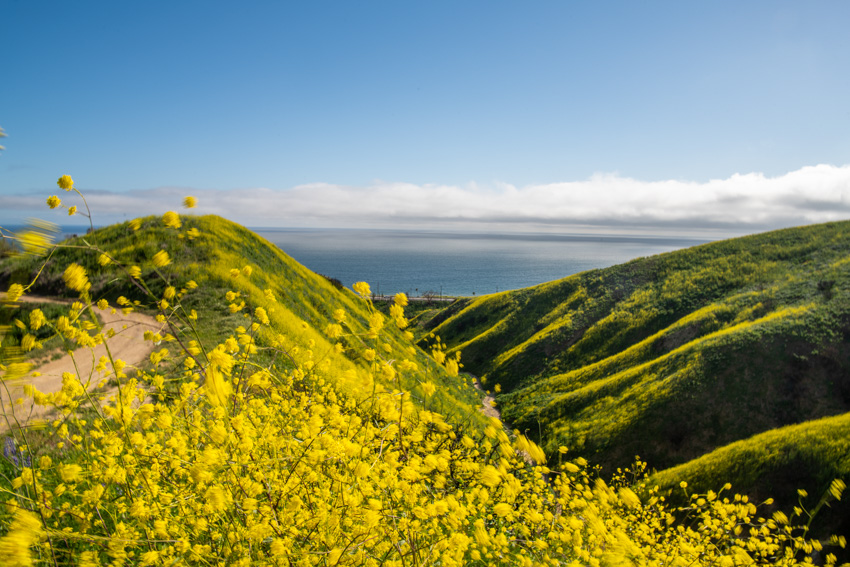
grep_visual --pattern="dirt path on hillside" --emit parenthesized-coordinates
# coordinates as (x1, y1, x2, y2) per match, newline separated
(472, 376, 539, 465)
(1, 295, 164, 431)
(473, 377, 501, 420)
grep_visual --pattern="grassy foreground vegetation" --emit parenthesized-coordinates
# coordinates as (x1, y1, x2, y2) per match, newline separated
(0, 177, 846, 565)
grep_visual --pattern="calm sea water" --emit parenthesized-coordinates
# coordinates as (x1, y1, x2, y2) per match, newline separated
(254, 229, 707, 297)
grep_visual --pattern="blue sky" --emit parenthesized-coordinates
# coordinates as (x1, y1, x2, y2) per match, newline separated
(2, 1, 849, 235)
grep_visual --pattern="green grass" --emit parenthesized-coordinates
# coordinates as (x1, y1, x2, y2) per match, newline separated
(417, 220, 850, 513)
(0, 214, 487, 429)
(650, 412, 850, 541)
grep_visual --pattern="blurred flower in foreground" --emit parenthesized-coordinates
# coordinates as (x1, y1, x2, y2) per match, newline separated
(163, 211, 181, 229)
(183, 195, 197, 209)
(16, 218, 58, 256)
(5, 283, 24, 302)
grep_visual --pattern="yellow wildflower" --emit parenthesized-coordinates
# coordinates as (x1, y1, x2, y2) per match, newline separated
(63, 263, 90, 292)
(205, 364, 232, 407)
(381, 363, 396, 382)
(97, 253, 111, 266)
(829, 479, 846, 500)
(445, 359, 459, 377)
(618, 487, 642, 508)
(6, 283, 24, 302)
(494, 502, 512, 517)
(162, 210, 181, 228)
(480, 465, 501, 487)
(183, 195, 197, 208)
(29, 309, 45, 330)
(369, 312, 384, 332)
(68, 205, 77, 216)
(152, 250, 171, 267)
(353, 281, 371, 297)
(325, 323, 342, 338)
(58, 463, 83, 483)
(57, 174, 74, 190)
(46, 195, 61, 209)
(0, 509, 43, 566)
(394, 292, 409, 306)
(17, 229, 53, 256)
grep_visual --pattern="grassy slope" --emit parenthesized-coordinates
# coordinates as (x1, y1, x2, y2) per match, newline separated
(1, 214, 484, 427)
(423, 220, 850, 481)
(650, 412, 850, 539)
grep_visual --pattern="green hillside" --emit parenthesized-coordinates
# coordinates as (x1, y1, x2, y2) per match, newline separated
(0, 214, 484, 423)
(423, 221, 850, 480)
(650, 412, 850, 537)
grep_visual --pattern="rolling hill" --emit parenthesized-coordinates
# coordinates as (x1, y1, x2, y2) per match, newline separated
(0, 214, 484, 423)
(422, 220, 850, 509)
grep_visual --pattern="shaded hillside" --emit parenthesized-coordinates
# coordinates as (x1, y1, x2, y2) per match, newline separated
(424, 220, 850, 474)
(1, 215, 484, 423)
(650, 412, 850, 546)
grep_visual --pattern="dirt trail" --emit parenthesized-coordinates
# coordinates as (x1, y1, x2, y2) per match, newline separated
(1, 295, 164, 430)
(473, 377, 501, 420)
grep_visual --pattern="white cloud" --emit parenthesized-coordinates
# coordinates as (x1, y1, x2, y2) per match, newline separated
(2, 164, 849, 237)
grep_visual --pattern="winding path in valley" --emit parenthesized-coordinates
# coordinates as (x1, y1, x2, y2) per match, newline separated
(1, 295, 163, 431)
(474, 377, 501, 420)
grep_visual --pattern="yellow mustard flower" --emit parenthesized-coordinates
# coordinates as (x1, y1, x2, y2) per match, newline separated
(353, 281, 371, 297)
(29, 308, 45, 330)
(152, 250, 171, 267)
(6, 283, 24, 302)
(17, 229, 53, 256)
(57, 174, 74, 190)
(445, 359, 459, 377)
(63, 263, 89, 292)
(0, 509, 43, 565)
(162, 210, 181, 229)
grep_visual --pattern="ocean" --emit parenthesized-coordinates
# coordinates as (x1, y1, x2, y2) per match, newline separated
(254, 228, 708, 297)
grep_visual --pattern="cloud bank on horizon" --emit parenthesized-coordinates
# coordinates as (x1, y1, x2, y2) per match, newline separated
(3, 164, 849, 238)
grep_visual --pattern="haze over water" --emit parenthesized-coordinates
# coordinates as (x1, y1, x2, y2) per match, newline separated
(256, 229, 707, 297)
